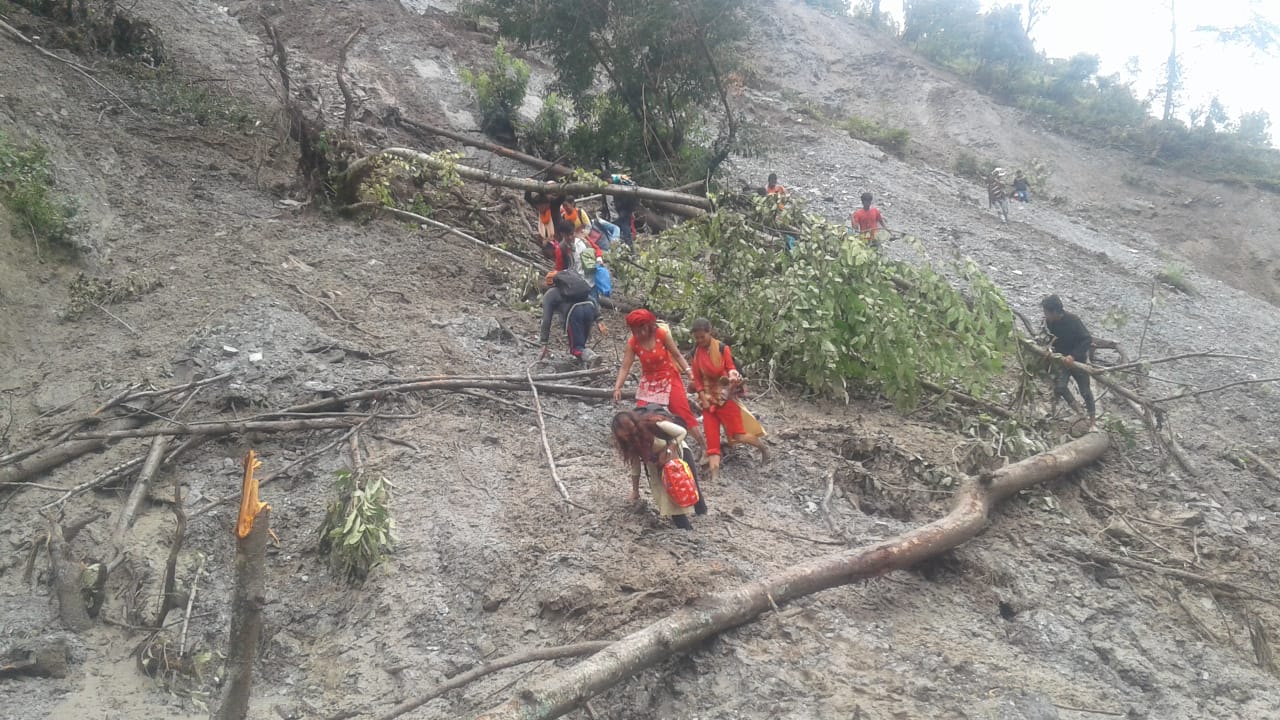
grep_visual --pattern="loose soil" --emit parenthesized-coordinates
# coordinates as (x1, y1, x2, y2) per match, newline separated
(1, 2, 1278, 720)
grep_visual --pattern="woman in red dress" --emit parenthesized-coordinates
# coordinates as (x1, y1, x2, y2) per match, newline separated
(690, 318, 770, 479)
(612, 309, 703, 448)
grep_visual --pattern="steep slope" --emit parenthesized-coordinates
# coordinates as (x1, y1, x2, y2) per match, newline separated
(0, 2, 1277, 720)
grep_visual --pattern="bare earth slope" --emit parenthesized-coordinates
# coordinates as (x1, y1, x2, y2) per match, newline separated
(1, 2, 1278, 720)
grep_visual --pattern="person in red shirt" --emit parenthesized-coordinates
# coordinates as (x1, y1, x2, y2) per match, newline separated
(612, 309, 703, 448)
(851, 192, 889, 245)
(690, 318, 769, 480)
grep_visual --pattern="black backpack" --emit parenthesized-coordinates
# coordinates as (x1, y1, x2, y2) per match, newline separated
(555, 270, 592, 302)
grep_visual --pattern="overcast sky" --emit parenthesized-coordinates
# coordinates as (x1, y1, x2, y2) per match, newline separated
(875, 0, 1280, 140)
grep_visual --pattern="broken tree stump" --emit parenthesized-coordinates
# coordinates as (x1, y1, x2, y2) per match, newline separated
(212, 451, 271, 720)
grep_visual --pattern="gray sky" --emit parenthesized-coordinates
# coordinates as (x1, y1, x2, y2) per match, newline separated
(876, 0, 1280, 141)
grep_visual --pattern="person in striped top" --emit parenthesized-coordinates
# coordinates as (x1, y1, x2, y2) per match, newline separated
(987, 168, 1009, 224)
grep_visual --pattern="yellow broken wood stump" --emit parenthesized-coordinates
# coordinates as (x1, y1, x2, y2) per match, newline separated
(236, 450, 270, 539)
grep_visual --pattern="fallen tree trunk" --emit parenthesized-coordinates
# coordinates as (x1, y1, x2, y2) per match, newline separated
(395, 119, 704, 219)
(343, 149, 712, 211)
(71, 417, 357, 441)
(472, 432, 1110, 720)
(278, 378, 628, 416)
(375, 641, 612, 720)
(0, 414, 150, 487)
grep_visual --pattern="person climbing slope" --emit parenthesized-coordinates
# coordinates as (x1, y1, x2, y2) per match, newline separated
(1041, 294, 1096, 426)
(612, 310, 703, 449)
(851, 191, 890, 246)
(538, 268, 601, 366)
(524, 183, 563, 242)
(987, 168, 1009, 224)
(690, 318, 770, 480)
(611, 409, 707, 529)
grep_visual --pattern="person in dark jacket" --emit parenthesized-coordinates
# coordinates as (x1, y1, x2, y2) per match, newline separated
(539, 269, 600, 365)
(1042, 294, 1095, 420)
(599, 172, 639, 247)
(1012, 170, 1030, 203)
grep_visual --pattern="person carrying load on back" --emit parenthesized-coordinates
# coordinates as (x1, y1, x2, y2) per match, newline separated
(987, 168, 1009, 224)
(538, 269, 602, 366)
(851, 192, 890, 246)
(1041, 294, 1096, 426)
(599, 172, 639, 247)
(611, 409, 707, 529)
(613, 309, 704, 449)
(1012, 170, 1030, 203)
(690, 318, 770, 480)
(524, 183, 563, 242)
(562, 196, 620, 251)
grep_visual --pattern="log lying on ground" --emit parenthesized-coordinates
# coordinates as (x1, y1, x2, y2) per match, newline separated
(342, 149, 712, 211)
(472, 432, 1110, 720)
(0, 414, 150, 487)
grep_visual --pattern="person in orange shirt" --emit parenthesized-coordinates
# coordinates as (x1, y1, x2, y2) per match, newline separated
(851, 192, 890, 246)
(766, 172, 785, 197)
(524, 184, 562, 243)
(690, 318, 769, 480)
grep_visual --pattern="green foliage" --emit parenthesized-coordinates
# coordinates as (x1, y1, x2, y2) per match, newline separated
(129, 67, 253, 127)
(842, 116, 910, 157)
(318, 470, 395, 584)
(612, 195, 1014, 404)
(1156, 262, 1196, 296)
(0, 131, 78, 253)
(460, 45, 531, 137)
(468, 0, 749, 183)
(520, 92, 569, 159)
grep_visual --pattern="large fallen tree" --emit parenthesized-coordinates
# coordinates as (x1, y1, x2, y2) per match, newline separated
(468, 431, 1110, 720)
(340, 148, 712, 212)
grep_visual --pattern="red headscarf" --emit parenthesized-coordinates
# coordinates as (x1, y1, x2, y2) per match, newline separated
(626, 309, 657, 329)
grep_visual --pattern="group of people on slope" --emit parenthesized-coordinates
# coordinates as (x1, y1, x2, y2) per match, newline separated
(986, 167, 1030, 224)
(608, 310, 771, 530)
(529, 177, 643, 366)
(755, 173, 893, 249)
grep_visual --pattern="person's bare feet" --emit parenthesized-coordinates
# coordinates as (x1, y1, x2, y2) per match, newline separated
(759, 443, 772, 464)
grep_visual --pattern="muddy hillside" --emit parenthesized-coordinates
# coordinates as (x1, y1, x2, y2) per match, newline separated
(1, 1, 1278, 720)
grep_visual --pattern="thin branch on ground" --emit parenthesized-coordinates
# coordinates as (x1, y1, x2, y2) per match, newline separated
(1151, 376, 1280, 404)
(372, 641, 613, 720)
(90, 301, 139, 335)
(526, 365, 590, 512)
(1099, 350, 1268, 374)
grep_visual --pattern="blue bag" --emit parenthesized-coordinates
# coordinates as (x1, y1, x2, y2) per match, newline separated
(594, 264, 613, 297)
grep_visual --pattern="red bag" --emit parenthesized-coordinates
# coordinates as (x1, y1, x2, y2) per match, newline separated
(662, 457, 700, 508)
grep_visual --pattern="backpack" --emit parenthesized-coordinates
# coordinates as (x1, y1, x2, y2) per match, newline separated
(555, 270, 592, 302)
(662, 457, 701, 508)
